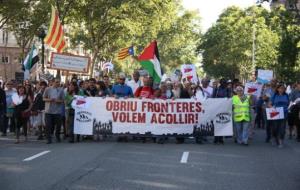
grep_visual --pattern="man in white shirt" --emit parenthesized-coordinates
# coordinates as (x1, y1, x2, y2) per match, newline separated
(201, 78, 213, 98)
(127, 70, 142, 94)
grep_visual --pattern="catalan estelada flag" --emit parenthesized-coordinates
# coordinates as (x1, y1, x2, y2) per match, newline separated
(117, 46, 134, 60)
(44, 6, 67, 53)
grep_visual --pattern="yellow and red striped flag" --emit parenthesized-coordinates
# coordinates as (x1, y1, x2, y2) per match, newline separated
(117, 46, 134, 60)
(44, 6, 67, 53)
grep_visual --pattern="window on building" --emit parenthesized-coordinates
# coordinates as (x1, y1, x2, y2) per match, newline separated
(1, 55, 9, 64)
(2, 30, 8, 44)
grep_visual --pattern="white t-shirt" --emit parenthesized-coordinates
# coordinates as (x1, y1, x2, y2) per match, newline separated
(127, 80, 141, 94)
(202, 86, 213, 98)
(193, 89, 207, 101)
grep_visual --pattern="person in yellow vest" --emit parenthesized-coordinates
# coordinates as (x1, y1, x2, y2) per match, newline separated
(232, 86, 251, 146)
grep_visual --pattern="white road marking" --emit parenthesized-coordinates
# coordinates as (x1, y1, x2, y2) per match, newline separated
(23, 151, 51, 161)
(180, 151, 189, 163)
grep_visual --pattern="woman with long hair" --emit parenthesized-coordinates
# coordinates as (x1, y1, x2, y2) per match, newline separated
(65, 82, 83, 143)
(270, 84, 289, 148)
(12, 85, 33, 143)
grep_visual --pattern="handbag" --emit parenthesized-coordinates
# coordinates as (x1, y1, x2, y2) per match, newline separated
(21, 111, 31, 118)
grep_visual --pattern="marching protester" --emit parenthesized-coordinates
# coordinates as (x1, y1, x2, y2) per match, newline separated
(13, 85, 33, 143)
(262, 94, 272, 143)
(2, 81, 16, 136)
(232, 86, 251, 146)
(85, 78, 98, 97)
(1, 70, 299, 148)
(288, 81, 300, 140)
(43, 78, 65, 144)
(31, 81, 47, 140)
(269, 83, 290, 148)
(172, 82, 182, 99)
(134, 75, 154, 98)
(192, 84, 207, 102)
(201, 78, 213, 98)
(103, 75, 113, 90)
(112, 73, 133, 142)
(97, 81, 111, 97)
(112, 73, 133, 98)
(65, 81, 83, 143)
(212, 78, 231, 144)
(159, 82, 174, 99)
(127, 70, 142, 95)
(175, 81, 192, 144)
(0, 84, 6, 137)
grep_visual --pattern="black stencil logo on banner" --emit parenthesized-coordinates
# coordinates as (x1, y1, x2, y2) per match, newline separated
(193, 120, 214, 136)
(93, 119, 113, 135)
(215, 113, 231, 124)
(76, 111, 92, 123)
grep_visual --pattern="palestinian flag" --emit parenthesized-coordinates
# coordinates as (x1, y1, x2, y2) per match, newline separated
(23, 45, 39, 71)
(138, 41, 162, 83)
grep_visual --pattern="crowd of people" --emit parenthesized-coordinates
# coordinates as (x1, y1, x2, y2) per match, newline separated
(0, 70, 300, 148)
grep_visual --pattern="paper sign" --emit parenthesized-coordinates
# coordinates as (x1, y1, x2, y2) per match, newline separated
(244, 83, 263, 97)
(50, 53, 90, 73)
(181, 64, 198, 84)
(266, 107, 284, 120)
(257, 69, 273, 84)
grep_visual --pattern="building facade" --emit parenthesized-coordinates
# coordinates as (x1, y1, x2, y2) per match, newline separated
(0, 28, 26, 82)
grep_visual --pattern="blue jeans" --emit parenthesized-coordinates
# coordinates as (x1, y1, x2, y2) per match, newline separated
(234, 121, 250, 144)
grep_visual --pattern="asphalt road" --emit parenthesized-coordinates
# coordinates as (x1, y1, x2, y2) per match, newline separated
(0, 130, 300, 190)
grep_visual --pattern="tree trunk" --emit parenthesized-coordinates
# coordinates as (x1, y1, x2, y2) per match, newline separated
(89, 51, 98, 78)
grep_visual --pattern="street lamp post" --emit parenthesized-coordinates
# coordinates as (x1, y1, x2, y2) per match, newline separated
(38, 28, 46, 73)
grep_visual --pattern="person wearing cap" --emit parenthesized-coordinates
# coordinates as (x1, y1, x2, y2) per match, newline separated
(232, 86, 251, 146)
(111, 73, 133, 98)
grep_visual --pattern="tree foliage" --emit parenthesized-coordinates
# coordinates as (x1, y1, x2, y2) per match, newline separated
(199, 5, 299, 82)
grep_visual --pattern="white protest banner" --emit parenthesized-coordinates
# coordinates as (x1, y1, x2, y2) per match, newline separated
(181, 64, 198, 84)
(257, 69, 273, 84)
(73, 98, 233, 136)
(244, 82, 263, 97)
(50, 52, 90, 73)
(266, 107, 284, 120)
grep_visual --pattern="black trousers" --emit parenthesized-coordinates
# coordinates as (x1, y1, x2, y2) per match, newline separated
(295, 118, 300, 140)
(0, 111, 5, 134)
(68, 113, 80, 142)
(265, 120, 272, 141)
(255, 108, 264, 129)
(3, 115, 16, 134)
(15, 115, 28, 138)
(45, 114, 62, 141)
(214, 136, 224, 143)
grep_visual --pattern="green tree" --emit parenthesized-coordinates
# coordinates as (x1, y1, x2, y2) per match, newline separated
(199, 6, 279, 81)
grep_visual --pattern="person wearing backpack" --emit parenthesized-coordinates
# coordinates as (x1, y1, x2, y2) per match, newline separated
(270, 84, 289, 148)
